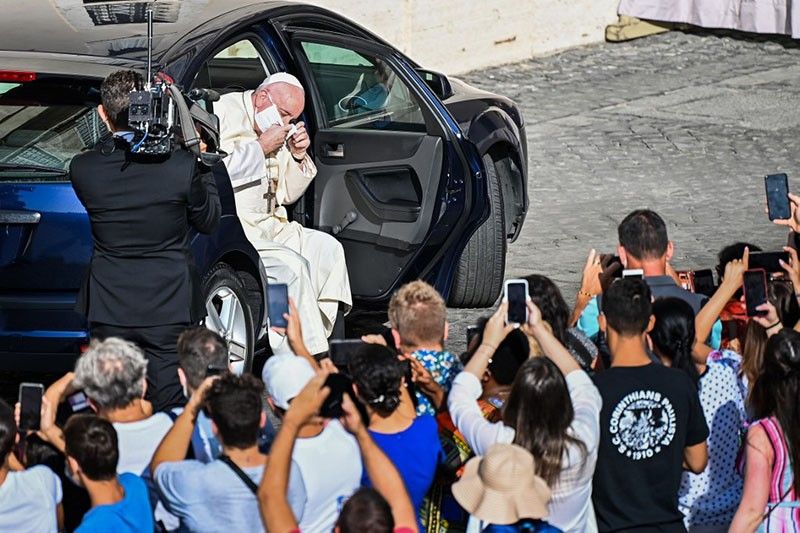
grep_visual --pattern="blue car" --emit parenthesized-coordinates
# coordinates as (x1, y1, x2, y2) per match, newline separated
(0, 0, 528, 372)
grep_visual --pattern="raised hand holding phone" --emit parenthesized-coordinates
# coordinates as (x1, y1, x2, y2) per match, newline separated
(766, 173, 791, 221)
(743, 269, 768, 317)
(18, 383, 44, 432)
(504, 279, 529, 326)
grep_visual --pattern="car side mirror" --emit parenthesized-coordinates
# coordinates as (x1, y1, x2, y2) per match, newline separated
(416, 69, 453, 100)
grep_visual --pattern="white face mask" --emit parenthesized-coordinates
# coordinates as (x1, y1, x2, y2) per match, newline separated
(255, 91, 284, 132)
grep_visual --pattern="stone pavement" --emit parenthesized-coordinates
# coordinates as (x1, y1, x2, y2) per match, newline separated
(446, 29, 800, 354)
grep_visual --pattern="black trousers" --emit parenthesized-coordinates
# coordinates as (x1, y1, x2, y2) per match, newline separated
(90, 322, 190, 412)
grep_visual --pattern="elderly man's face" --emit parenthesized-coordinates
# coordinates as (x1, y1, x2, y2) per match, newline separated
(254, 82, 305, 125)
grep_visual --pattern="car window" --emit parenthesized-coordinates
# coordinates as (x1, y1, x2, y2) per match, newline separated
(193, 38, 270, 92)
(299, 41, 426, 132)
(0, 78, 103, 180)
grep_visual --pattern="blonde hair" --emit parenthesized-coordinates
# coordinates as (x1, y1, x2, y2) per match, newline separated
(388, 281, 447, 350)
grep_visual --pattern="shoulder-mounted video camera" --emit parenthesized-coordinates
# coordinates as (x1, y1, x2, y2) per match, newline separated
(127, 6, 224, 169)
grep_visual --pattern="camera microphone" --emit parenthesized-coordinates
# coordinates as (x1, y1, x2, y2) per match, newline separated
(333, 211, 358, 235)
(188, 88, 221, 102)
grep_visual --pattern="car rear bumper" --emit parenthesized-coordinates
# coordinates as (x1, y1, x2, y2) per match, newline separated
(0, 292, 86, 371)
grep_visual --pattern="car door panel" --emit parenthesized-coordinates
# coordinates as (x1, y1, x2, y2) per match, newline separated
(290, 32, 450, 299)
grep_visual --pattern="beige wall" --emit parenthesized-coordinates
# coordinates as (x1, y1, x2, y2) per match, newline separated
(306, 0, 619, 74)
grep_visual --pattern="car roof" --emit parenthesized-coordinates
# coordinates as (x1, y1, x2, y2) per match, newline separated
(0, 0, 287, 59)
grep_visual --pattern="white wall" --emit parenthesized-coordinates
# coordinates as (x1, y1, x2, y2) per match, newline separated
(306, 0, 619, 74)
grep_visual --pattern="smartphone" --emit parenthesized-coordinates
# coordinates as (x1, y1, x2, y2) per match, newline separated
(329, 339, 364, 374)
(206, 364, 228, 377)
(319, 373, 353, 419)
(692, 269, 717, 297)
(622, 269, 644, 279)
(504, 279, 529, 325)
(744, 269, 768, 317)
(67, 391, 91, 413)
(766, 173, 791, 221)
(749, 251, 791, 274)
(18, 383, 44, 431)
(267, 283, 289, 329)
(466, 325, 480, 346)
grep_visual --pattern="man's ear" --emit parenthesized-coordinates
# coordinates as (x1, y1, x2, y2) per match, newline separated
(617, 245, 628, 268)
(665, 241, 674, 262)
(177, 368, 187, 389)
(443, 321, 450, 343)
(259, 410, 267, 429)
(141, 378, 148, 400)
(598, 314, 608, 335)
(88, 398, 99, 414)
(481, 370, 492, 383)
(210, 420, 219, 438)
(97, 104, 108, 123)
(67, 456, 80, 476)
(645, 314, 656, 334)
(391, 329, 402, 350)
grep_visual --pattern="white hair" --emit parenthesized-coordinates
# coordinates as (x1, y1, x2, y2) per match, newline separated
(256, 72, 304, 92)
(73, 337, 147, 411)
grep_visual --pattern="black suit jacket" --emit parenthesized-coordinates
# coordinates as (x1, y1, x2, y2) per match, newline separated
(70, 137, 221, 327)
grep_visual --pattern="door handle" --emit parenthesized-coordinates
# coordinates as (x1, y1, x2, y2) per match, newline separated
(324, 143, 344, 158)
(0, 210, 41, 224)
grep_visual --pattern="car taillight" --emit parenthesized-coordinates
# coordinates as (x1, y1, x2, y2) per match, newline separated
(0, 71, 36, 82)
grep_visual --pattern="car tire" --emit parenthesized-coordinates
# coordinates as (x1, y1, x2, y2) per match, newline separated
(202, 263, 255, 375)
(448, 153, 507, 308)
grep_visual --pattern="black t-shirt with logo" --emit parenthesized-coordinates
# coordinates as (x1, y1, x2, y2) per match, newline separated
(592, 363, 708, 532)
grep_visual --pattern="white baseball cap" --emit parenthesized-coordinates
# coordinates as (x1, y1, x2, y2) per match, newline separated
(263, 354, 316, 410)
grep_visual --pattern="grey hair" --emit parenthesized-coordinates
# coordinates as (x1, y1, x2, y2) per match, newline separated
(73, 337, 148, 411)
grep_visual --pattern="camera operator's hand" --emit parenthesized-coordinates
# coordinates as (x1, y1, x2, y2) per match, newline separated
(483, 304, 515, 348)
(258, 124, 293, 155)
(187, 375, 219, 419)
(774, 193, 800, 233)
(288, 122, 310, 160)
(580, 249, 603, 297)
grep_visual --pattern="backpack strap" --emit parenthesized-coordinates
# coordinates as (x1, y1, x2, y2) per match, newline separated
(218, 454, 259, 495)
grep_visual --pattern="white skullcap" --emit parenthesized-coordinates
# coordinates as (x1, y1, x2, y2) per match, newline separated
(260, 72, 304, 91)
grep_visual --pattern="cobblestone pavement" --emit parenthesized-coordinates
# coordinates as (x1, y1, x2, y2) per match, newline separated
(446, 30, 800, 354)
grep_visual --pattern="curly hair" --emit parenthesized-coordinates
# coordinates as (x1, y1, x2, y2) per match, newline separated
(348, 344, 405, 415)
(73, 337, 147, 411)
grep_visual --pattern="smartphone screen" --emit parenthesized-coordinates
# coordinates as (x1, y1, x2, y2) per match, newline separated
(505, 281, 528, 324)
(19, 383, 43, 431)
(622, 269, 644, 279)
(744, 269, 768, 317)
(319, 373, 352, 418)
(692, 269, 716, 297)
(329, 339, 364, 374)
(267, 283, 289, 329)
(67, 391, 91, 413)
(766, 173, 791, 221)
(749, 251, 791, 274)
(466, 325, 480, 346)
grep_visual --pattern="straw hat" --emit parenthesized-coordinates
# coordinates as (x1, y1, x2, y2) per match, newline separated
(452, 443, 552, 525)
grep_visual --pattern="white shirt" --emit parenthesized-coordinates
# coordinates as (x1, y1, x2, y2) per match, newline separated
(448, 370, 602, 533)
(113, 413, 176, 529)
(0, 465, 62, 533)
(290, 420, 362, 533)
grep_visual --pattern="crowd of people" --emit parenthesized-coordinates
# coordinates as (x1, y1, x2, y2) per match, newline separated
(6, 67, 800, 533)
(5, 200, 800, 533)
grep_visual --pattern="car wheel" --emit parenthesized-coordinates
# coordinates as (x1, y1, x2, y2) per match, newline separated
(203, 263, 255, 375)
(448, 153, 507, 308)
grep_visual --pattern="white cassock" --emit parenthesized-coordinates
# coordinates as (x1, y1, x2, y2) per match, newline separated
(215, 90, 352, 355)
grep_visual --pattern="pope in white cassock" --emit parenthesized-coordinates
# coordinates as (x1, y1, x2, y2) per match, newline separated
(214, 72, 352, 355)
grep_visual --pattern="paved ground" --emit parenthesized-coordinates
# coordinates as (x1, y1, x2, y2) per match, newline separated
(446, 29, 800, 354)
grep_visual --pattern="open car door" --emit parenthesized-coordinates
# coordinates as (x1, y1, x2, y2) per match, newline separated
(289, 30, 455, 303)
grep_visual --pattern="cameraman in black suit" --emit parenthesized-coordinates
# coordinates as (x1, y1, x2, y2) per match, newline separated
(70, 70, 221, 412)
